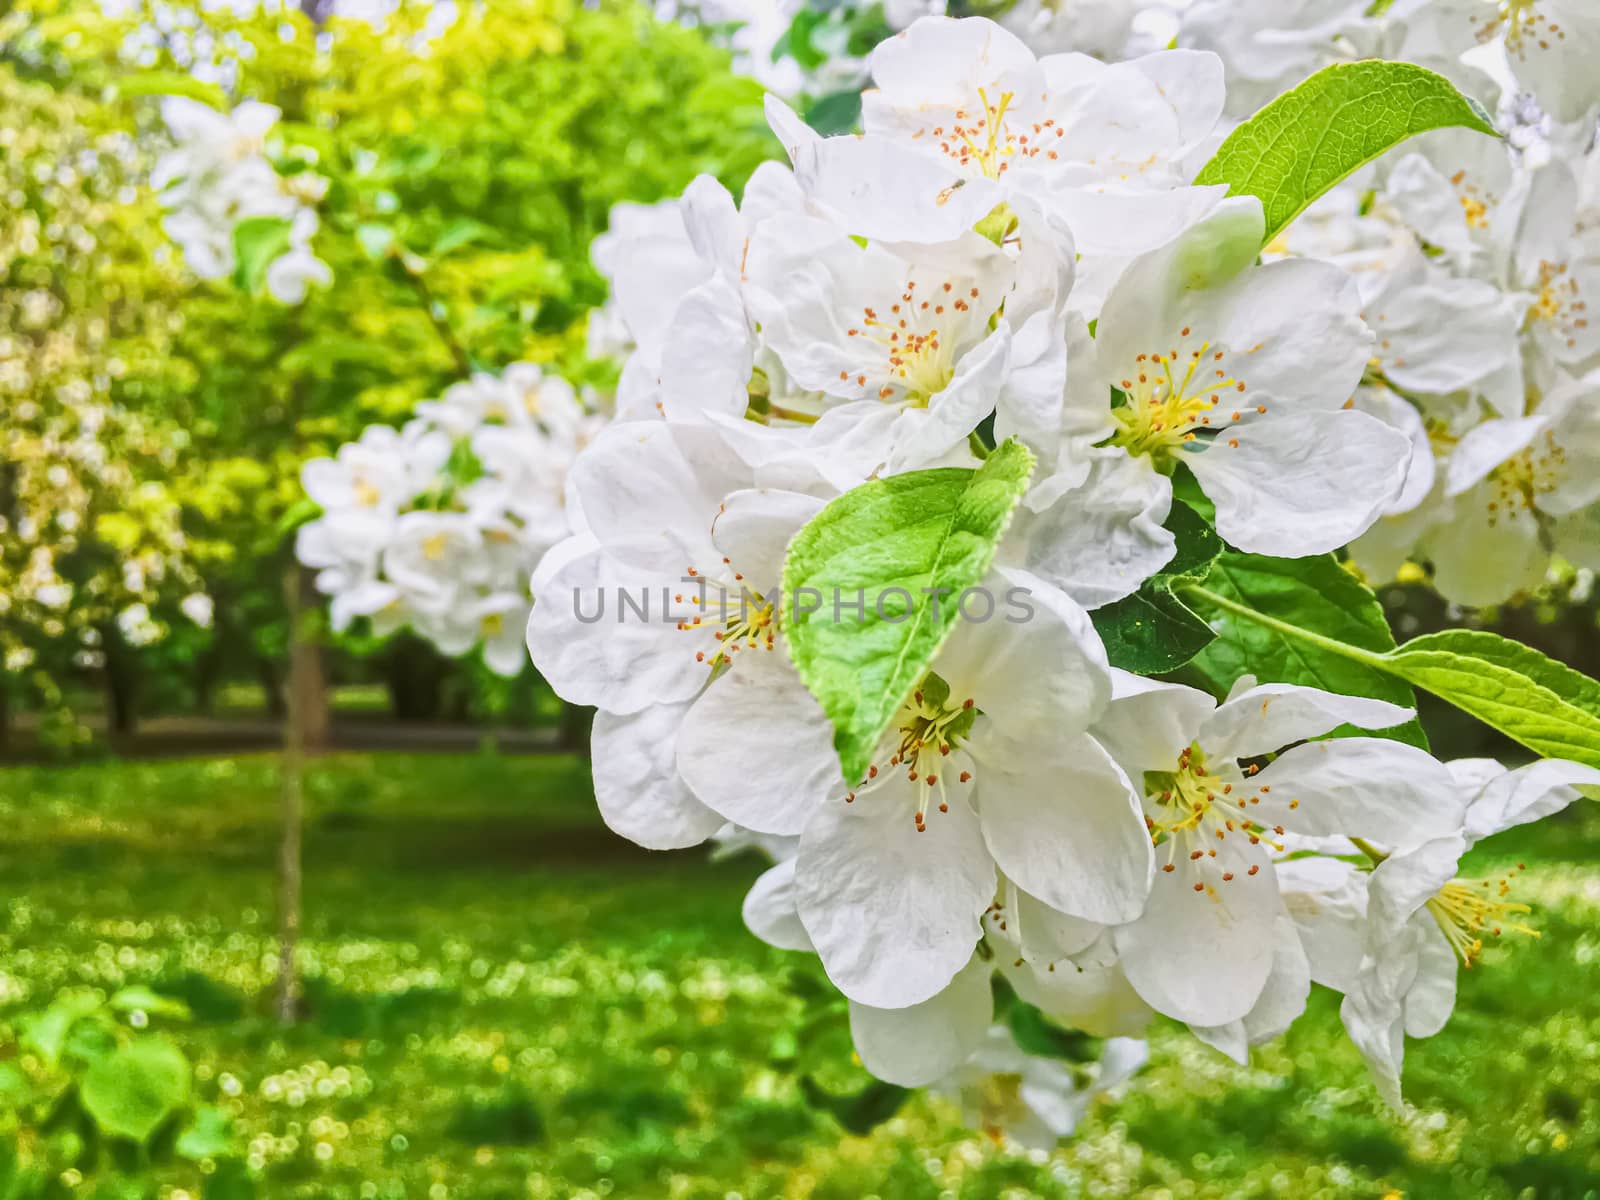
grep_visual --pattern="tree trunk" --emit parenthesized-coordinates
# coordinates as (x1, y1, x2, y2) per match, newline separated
(275, 563, 324, 1024)
(384, 632, 448, 721)
(101, 623, 139, 736)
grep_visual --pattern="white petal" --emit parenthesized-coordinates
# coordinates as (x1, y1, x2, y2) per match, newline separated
(743, 859, 814, 952)
(1250, 738, 1464, 847)
(711, 488, 827, 592)
(675, 649, 844, 837)
(1422, 488, 1548, 607)
(1005, 955, 1153, 1039)
(1187, 409, 1409, 556)
(975, 731, 1153, 925)
(883, 325, 1012, 473)
(1093, 672, 1214, 776)
(1402, 922, 1458, 1040)
(1007, 451, 1175, 610)
(1276, 856, 1369, 993)
(764, 95, 1000, 244)
(591, 704, 724, 850)
(1114, 838, 1280, 1026)
(1201, 682, 1415, 759)
(1445, 416, 1550, 496)
(796, 787, 995, 1008)
(935, 566, 1112, 746)
(526, 543, 713, 713)
(1463, 758, 1600, 844)
(849, 956, 993, 1086)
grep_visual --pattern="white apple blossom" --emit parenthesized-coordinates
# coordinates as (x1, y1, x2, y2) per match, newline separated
(1091, 672, 1465, 1030)
(298, 363, 599, 672)
(153, 97, 332, 304)
(525, 417, 855, 850)
(1278, 757, 1600, 1108)
(935, 1026, 1148, 1151)
(1032, 197, 1411, 557)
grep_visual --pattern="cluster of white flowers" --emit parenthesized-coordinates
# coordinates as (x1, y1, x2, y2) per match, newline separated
(296, 364, 601, 674)
(1274, 44, 1600, 605)
(518, 11, 1600, 1132)
(153, 97, 332, 305)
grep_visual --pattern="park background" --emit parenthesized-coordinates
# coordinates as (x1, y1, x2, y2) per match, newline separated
(1, 1, 1598, 1196)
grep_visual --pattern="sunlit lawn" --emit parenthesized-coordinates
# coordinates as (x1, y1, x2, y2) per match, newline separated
(2, 752, 1597, 1198)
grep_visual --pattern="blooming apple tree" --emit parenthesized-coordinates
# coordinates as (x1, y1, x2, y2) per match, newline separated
(513, 12, 1600, 1140)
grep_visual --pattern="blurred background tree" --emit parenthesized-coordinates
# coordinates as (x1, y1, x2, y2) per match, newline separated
(0, 0, 778, 752)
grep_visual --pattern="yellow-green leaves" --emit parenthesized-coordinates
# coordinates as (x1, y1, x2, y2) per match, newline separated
(782, 440, 1035, 782)
(1379, 631, 1600, 768)
(1195, 61, 1499, 246)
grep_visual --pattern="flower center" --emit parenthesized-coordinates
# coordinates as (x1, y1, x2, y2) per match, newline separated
(847, 279, 983, 406)
(1143, 744, 1279, 895)
(1107, 332, 1258, 467)
(1483, 0, 1559, 56)
(975, 1073, 1028, 1143)
(1485, 429, 1565, 524)
(1425, 866, 1538, 967)
(421, 532, 449, 561)
(1527, 260, 1589, 349)
(846, 672, 978, 831)
(1450, 169, 1496, 230)
(353, 478, 382, 507)
(928, 88, 1062, 180)
(676, 562, 777, 672)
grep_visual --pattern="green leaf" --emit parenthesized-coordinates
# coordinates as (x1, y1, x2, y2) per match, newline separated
(19, 993, 104, 1068)
(176, 1105, 236, 1161)
(430, 217, 496, 257)
(782, 439, 1035, 783)
(1194, 61, 1499, 246)
(1187, 554, 1427, 748)
(1092, 500, 1221, 675)
(203, 1158, 258, 1200)
(806, 89, 863, 136)
(79, 1039, 191, 1143)
(118, 74, 229, 110)
(798, 1076, 910, 1137)
(1378, 630, 1600, 767)
(231, 216, 295, 298)
(108, 985, 192, 1022)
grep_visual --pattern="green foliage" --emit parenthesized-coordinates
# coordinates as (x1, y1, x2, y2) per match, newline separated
(1091, 500, 1221, 675)
(1186, 554, 1428, 747)
(1195, 61, 1499, 245)
(230, 217, 294, 298)
(80, 1040, 192, 1142)
(0, 0, 782, 739)
(2, 752, 1599, 1194)
(782, 440, 1035, 782)
(1379, 630, 1600, 767)
(1, 987, 249, 1196)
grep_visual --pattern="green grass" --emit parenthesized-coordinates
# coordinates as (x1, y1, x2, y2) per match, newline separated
(2, 753, 1598, 1198)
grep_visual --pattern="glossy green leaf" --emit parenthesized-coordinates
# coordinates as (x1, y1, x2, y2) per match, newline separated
(1187, 554, 1427, 748)
(782, 439, 1035, 783)
(1195, 61, 1498, 245)
(1091, 500, 1221, 675)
